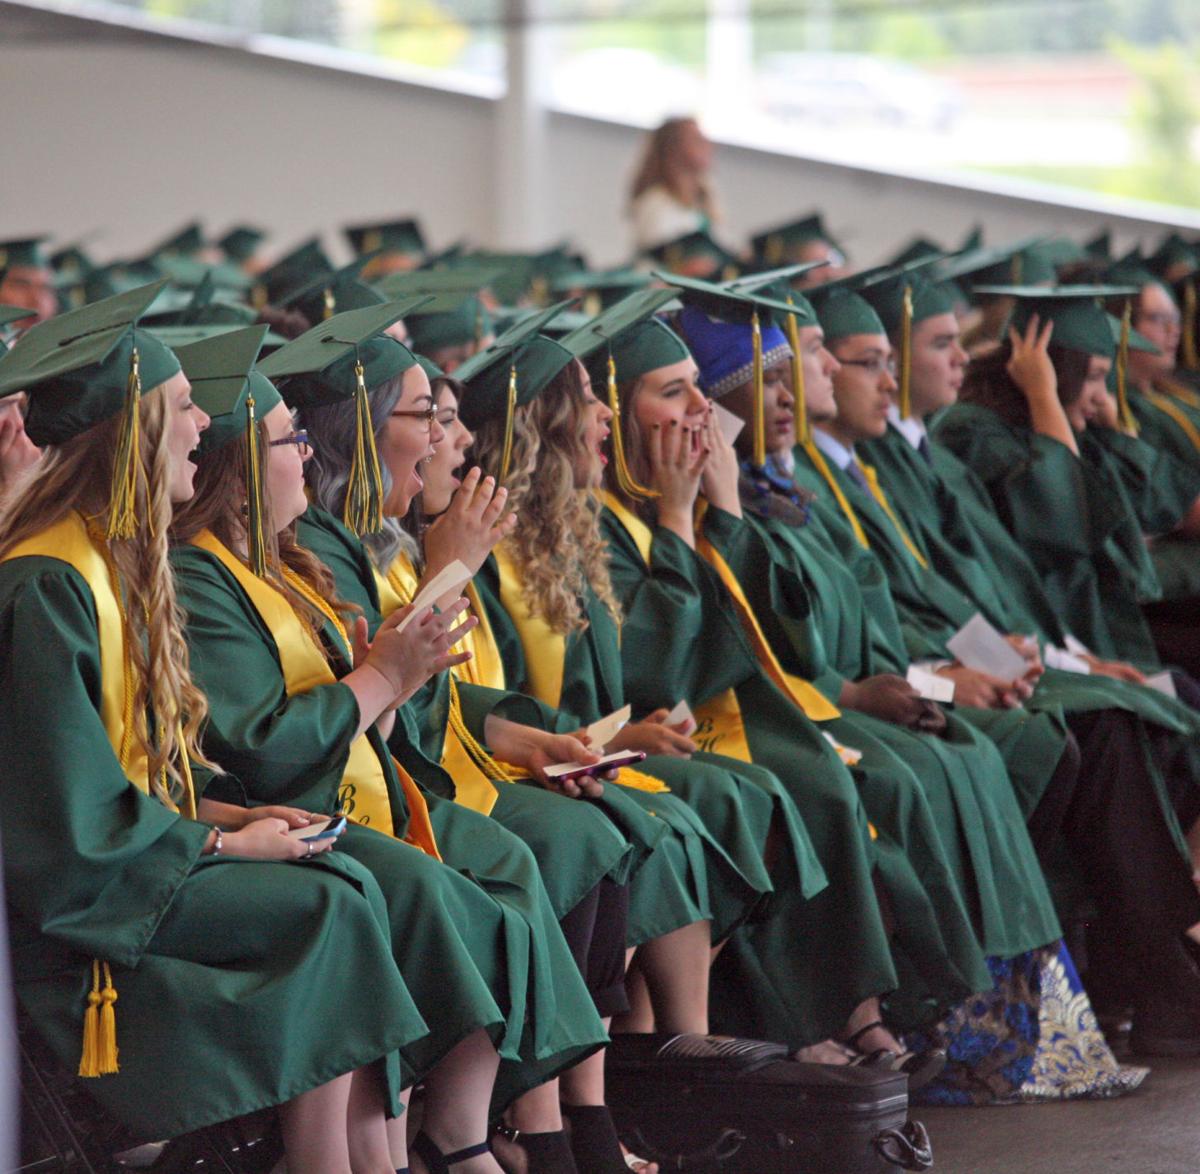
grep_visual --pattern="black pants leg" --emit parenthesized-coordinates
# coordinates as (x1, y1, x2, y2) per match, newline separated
(559, 879, 631, 1019)
(1026, 730, 1082, 864)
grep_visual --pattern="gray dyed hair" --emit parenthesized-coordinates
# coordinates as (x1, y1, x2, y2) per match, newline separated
(301, 374, 421, 572)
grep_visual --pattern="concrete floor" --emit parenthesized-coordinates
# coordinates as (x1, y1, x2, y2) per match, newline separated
(917, 1052, 1200, 1173)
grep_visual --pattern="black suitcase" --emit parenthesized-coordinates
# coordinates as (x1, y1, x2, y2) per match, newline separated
(606, 1034, 933, 1173)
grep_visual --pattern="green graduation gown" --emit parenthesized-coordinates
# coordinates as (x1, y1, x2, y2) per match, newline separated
(171, 539, 606, 1107)
(0, 546, 421, 1141)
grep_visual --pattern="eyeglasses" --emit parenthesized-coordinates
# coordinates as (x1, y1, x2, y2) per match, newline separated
(269, 430, 312, 456)
(391, 406, 458, 430)
(837, 356, 897, 378)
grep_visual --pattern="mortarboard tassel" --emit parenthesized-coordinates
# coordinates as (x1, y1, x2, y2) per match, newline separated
(1117, 301, 1139, 435)
(106, 347, 143, 540)
(78, 960, 119, 1077)
(607, 353, 659, 500)
(897, 284, 914, 419)
(498, 365, 518, 485)
(244, 393, 268, 577)
(751, 311, 766, 468)
(344, 358, 386, 535)
(765, 234, 783, 266)
(322, 288, 336, 321)
(783, 302, 810, 446)
(1182, 280, 1198, 372)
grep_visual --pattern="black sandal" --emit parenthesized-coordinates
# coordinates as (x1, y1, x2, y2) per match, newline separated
(561, 1104, 629, 1174)
(412, 1131, 492, 1173)
(842, 1020, 947, 1092)
(493, 1124, 578, 1173)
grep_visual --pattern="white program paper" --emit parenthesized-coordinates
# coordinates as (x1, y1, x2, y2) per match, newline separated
(906, 665, 956, 703)
(393, 560, 473, 635)
(584, 704, 632, 751)
(946, 613, 1028, 681)
(1145, 670, 1178, 699)
(544, 750, 641, 781)
(1045, 645, 1091, 674)
(711, 401, 746, 446)
(664, 699, 697, 733)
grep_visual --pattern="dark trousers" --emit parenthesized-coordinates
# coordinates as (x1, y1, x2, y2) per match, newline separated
(559, 879, 631, 1019)
(1144, 597, 1200, 681)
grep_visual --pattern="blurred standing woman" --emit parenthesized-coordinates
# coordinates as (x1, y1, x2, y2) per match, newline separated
(628, 117, 721, 251)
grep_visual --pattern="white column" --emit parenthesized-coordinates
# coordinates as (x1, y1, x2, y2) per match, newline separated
(705, 0, 753, 134)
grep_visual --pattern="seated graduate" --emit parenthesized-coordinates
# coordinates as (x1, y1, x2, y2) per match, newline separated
(0, 238, 58, 330)
(167, 314, 607, 1174)
(293, 314, 659, 1174)
(0, 286, 429, 1174)
(405, 292, 497, 375)
(0, 307, 40, 503)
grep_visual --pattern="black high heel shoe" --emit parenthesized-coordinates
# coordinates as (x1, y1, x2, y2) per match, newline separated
(560, 1105, 631, 1174)
(412, 1131, 492, 1173)
(492, 1124, 578, 1173)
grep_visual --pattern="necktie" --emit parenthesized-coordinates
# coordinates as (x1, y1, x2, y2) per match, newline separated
(845, 460, 870, 490)
(917, 435, 933, 465)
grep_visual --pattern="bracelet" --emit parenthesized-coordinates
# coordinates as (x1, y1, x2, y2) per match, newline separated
(210, 826, 223, 857)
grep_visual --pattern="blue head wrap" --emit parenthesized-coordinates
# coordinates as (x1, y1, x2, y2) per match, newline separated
(677, 304, 792, 399)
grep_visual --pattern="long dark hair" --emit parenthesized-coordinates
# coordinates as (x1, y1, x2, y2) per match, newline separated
(959, 339, 1091, 429)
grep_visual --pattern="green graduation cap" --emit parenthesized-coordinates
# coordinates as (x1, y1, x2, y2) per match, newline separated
(281, 257, 389, 327)
(174, 325, 278, 573)
(405, 292, 494, 355)
(0, 305, 37, 354)
(147, 221, 206, 259)
(256, 238, 335, 308)
(217, 226, 266, 264)
(146, 322, 289, 350)
(643, 230, 740, 281)
(258, 299, 429, 534)
(966, 241, 1057, 289)
(808, 280, 887, 345)
(550, 267, 653, 314)
(414, 354, 446, 383)
(750, 214, 844, 267)
(145, 271, 262, 330)
(1085, 229, 1113, 261)
(344, 218, 427, 260)
(0, 237, 50, 278)
(0, 280, 181, 535)
(887, 236, 945, 269)
(1147, 232, 1197, 280)
(726, 260, 830, 301)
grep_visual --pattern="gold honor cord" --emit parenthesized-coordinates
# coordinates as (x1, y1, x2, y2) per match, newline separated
(447, 676, 519, 783)
(1117, 301, 1139, 436)
(1183, 280, 1199, 372)
(345, 358, 386, 536)
(607, 353, 659, 499)
(897, 285, 914, 419)
(802, 441, 871, 550)
(784, 300, 811, 445)
(107, 347, 143, 539)
(498, 365, 517, 485)
(244, 395, 268, 577)
(751, 310, 766, 467)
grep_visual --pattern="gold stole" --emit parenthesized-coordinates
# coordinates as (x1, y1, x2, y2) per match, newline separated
(1157, 375, 1200, 412)
(492, 539, 666, 792)
(192, 531, 439, 857)
(376, 555, 508, 816)
(692, 500, 841, 723)
(802, 441, 871, 550)
(1146, 383, 1200, 456)
(860, 464, 929, 569)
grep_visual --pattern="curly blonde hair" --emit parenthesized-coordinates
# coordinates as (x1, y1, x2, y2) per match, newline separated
(170, 419, 357, 650)
(471, 361, 621, 635)
(0, 386, 215, 804)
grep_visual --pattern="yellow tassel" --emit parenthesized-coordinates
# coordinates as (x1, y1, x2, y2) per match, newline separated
(245, 394, 268, 577)
(898, 285, 913, 419)
(751, 311, 766, 468)
(784, 304, 810, 445)
(362, 229, 382, 255)
(498, 365, 518, 485)
(106, 347, 143, 540)
(322, 287, 336, 321)
(765, 234, 783, 266)
(344, 359, 386, 536)
(1117, 300, 1139, 435)
(607, 353, 659, 500)
(79, 960, 118, 1077)
(251, 284, 267, 311)
(1182, 280, 1198, 372)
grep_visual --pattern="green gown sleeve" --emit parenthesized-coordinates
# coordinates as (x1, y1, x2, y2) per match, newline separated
(1084, 426, 1200, 536)
(171, 545, 361, 814)
(0, 559, 210, 971)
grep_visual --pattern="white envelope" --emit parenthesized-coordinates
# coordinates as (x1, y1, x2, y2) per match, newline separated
(393, 560, 473, 635)
(906, 665, 955, 703)
(584, 704, 632, 751)
(946, 613, 1028, 681)
(664, 699, 697, 732)
(711, 401, 746, 445)
(1145, 670, 1178, 699)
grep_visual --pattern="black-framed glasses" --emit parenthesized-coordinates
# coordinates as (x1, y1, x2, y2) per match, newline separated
(269, 430, 312, 456)
(837, 356, 897, 378)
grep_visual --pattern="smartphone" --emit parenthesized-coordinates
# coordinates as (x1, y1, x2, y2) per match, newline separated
(287, 814, 347, 842)
(543, 750, 647, 784)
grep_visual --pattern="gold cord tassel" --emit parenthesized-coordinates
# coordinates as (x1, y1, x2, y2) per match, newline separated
(498, 365, 518, 485)
(107, 347, 143, 540)
(607, 354, 659, 499)
(898, 285, 914, 419)
(783, 305, 810, 445)
(448, 678, 518, 782)
(1183, 280, 1198, 372)
(78, 960, 119, 1077)
(244, 394, 268, 576)
(1117, 300, 1138, 435)
(322, 288, 336, 321)
(344, 359, 386, 535)
(751, 311, 766, 468)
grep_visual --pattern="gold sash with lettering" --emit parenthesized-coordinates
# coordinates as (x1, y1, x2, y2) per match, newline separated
(193, 531, 438, 856)
(492, 541, 667, 791)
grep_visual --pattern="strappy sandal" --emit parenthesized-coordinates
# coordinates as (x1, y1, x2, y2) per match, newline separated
(492, 1123, 578, 1173)
(412, 1131, 492, 1173)
(842, 1020, 946, 1092)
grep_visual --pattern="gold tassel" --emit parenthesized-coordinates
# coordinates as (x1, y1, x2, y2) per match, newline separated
(78, 960, 119, 1077)
(784, 303, 810, 445)
(498, 365, 517, 485)
(1117, 300, 1138, 435)
(362, 229, 382, 255)
(251, 284, 267, 311)
(607, 353, 659, 499)
(765, 234, 783, 266)
(898, 284, 914, 419)
(344, 359, 386, 535)
(751, 311, 766, 468)
(322, 288, 336, 321)
(1182, 280, 1198, 372)
(106, 347, 143, 540)
(245, 394, 268, 576)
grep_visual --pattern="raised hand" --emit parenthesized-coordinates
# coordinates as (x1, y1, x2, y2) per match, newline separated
(698, 406, 743, 517)
(423, 467, 517, 583)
